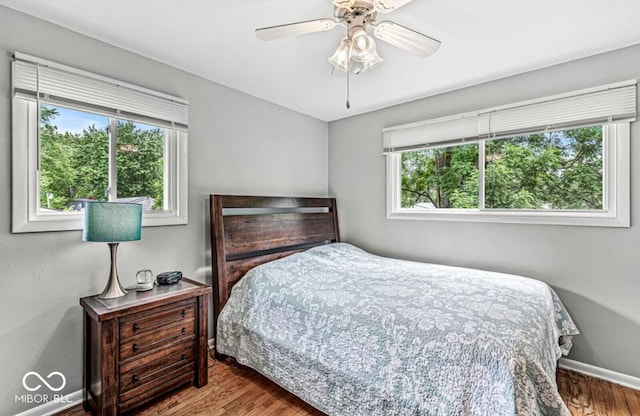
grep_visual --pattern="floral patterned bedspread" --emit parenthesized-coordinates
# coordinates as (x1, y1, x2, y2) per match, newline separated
(217, 243, 579, 416)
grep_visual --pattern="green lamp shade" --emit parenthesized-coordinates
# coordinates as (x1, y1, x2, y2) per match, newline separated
(83, 202, 142, 242)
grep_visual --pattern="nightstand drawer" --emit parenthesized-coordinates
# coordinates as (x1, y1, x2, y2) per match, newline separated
(119, 363, 195, 413)
(120, 319, 195, 360)
(119, 299, 195, 339)
(119, 339, 194, 394)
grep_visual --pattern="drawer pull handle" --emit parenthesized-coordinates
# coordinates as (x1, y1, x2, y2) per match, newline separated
(126, 308, 192, 333)
(127, 356, 190, 386)
(128, 326, 192, 353)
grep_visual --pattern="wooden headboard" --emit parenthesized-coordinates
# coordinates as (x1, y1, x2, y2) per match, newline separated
(209, 195, 340, 356)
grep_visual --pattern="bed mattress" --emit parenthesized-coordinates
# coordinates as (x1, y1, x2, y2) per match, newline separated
(217, 243, 578, 416)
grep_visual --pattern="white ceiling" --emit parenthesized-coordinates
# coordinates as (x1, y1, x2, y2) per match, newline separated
(2, 0, 640, 121)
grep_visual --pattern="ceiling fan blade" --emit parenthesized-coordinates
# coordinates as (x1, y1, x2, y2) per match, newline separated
(373, 0, 414, 13)
(256, 19, 338, 41)
(372, 21, 441, 58)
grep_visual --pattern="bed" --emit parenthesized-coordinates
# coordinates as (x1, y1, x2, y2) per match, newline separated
(209, 195, 579, 416)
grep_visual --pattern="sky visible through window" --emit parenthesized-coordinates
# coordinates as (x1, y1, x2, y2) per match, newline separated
(46, 105, 107, 134)
(45, 105, 156, 134)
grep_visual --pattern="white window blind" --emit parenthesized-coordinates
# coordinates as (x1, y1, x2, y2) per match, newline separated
(383, 79, 636, 153)
(12, 52, 189, 129)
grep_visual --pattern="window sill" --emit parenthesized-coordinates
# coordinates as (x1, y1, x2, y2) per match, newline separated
(387, 209, 629, 228)
(12, 212, 187, 233)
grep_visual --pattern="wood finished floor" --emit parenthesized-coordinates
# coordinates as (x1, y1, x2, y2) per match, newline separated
(58, 356, 640, 416)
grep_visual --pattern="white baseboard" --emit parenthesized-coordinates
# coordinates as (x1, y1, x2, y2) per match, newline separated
(12, 389, 82, 416)
(559, 358, 640, 390)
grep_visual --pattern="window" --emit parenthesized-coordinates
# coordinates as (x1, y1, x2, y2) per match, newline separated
(39, 105, 168, 212)
(484, 127, 603, 210)
(401, 143, 479, 209)
(12, 53, 188, 232)
(386, 81, 635, 227)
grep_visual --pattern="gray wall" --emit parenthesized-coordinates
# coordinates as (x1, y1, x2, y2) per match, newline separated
(0, 6, 327, 415)
(329, 45, 640, 378)
(2, 4, 639, 415)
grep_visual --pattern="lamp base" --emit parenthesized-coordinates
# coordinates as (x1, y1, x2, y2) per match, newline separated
(98, 242, 128, 299)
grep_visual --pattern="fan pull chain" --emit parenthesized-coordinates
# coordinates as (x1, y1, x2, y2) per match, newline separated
(346, 68, 350, 109)
(346, 21, 351, 109)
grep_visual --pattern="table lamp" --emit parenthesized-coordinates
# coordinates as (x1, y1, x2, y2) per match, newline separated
(83, 201, 142, 299)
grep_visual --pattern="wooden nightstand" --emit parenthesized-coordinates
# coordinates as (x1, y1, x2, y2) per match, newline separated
(80, 278, 211, 416)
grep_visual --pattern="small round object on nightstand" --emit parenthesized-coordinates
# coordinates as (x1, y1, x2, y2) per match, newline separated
(135, 269, 154, 291)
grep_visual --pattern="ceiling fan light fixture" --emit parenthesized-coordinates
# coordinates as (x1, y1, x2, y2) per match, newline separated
(332, 0, 356, 9)
(329, 37, 352, 72)
(349, 28, 376, 62)
(255, 0, 437, 107)
(360, 49, 384, 72)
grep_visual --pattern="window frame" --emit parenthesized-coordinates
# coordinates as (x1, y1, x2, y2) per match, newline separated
(386, 123, 630, 227)
(12, 94, 188, 233)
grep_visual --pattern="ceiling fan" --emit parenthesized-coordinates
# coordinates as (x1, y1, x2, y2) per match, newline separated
(255, 0, 441, 76)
